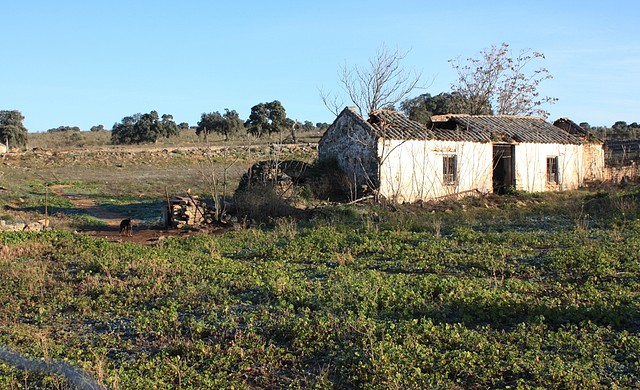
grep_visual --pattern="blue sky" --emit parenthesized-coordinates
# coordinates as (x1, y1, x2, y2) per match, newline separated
(2, 0, 639, 132)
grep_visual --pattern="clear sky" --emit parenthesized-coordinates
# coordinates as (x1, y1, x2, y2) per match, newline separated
(2, 0, 639, 132)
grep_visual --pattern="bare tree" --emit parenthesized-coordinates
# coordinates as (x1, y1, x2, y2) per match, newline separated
(449, 43, 558, 118)
(321, 45, 427, 117)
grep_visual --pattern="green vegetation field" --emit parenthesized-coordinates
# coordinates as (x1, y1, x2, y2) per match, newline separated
(0, 136, 639, 388)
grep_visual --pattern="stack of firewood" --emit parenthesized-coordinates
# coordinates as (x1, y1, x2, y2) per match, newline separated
(166, 196, 228, 228)
(168, 197, 207, 228)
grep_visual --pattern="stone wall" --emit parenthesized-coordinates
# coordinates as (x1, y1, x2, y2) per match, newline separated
(317, 109, 379, 193)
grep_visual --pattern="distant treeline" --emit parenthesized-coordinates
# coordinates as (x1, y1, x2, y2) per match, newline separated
(580, 121, 640, 141)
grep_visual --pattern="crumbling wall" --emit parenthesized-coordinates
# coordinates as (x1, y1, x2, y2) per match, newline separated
(317, 108, 379, 193)
(236, 160, 309, 198)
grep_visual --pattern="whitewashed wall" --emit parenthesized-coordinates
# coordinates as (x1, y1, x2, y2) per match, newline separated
(319, 110, 604, 201)
(514, 143, 584, 192)
(378, 139, 493, 202)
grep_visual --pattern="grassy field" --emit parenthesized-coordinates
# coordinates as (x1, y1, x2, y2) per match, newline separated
(0, 134, 639, 388)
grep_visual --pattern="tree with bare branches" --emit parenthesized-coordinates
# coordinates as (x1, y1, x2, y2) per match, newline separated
(321, 46, 426, 117)
(449, 43, 558, 118)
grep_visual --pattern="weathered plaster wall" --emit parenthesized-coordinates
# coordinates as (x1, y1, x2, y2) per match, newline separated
(319, 110, 605, 202)
(378, 139, 493, 202)
(583, 143, 605, 181)
(514, 143, 584, 192)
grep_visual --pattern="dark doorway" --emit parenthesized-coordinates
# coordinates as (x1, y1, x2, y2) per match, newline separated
(493, 144, 515, 194)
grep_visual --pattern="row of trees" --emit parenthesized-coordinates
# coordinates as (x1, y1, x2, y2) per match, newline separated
(108, 102, 330, 145)
(47, 126, 81, 133)
(581, 121, 640, 140)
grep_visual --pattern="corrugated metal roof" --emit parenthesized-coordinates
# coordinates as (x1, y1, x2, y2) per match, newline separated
(334, 108, 583, 145)
(433, 115, 585, 144)
(368, 109, 434, 140)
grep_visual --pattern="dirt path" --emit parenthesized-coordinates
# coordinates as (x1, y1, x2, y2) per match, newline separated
(48, 184, 227, 244)
(49, 185, 123, 227)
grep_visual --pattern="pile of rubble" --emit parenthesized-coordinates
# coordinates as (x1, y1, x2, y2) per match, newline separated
(236, 160, 309, 197)
(0, 219, 49, 232)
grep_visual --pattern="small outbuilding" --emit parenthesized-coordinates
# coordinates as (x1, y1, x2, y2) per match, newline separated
(318, 107, 604, 202)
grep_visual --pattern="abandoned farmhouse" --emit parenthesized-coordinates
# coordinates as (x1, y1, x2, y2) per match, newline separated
(318, 107, 604, 203)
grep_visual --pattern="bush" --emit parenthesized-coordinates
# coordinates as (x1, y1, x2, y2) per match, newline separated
(234, 184, 297, 224)
(304, 159, 352, 201)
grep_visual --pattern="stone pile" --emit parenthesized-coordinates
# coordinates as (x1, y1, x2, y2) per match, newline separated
(0, 219, 48, 232)
(236, 160, 310, 198)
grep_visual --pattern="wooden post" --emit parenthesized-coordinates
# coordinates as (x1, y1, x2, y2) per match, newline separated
(165, 186, 172, 228)
(44, 184, 49, 227)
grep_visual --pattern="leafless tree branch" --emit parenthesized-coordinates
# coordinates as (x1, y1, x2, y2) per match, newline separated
(450, 43, 557, 118)
(320, 45, 428, 117)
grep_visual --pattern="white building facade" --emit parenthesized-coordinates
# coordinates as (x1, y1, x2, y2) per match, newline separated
(318, 108, 604, 203)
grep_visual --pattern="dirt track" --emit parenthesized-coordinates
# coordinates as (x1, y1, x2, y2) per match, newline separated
(49, 184, 227, 244)
(49, 184, 123, 227)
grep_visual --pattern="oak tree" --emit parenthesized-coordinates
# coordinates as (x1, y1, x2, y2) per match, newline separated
(246, 101, 286, 137)
(197, 109, 244, 141)
(0, 110, 28, 149)
(111, 111, 179, 144)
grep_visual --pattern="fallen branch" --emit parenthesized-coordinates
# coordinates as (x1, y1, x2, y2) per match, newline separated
(346, 195, 375, 205)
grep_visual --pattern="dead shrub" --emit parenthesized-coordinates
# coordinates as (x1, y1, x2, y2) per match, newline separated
(304, 159, 353, 201)
(234, 184, 297, 224)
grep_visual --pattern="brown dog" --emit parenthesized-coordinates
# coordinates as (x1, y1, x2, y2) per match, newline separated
(119, 218, 133, 236)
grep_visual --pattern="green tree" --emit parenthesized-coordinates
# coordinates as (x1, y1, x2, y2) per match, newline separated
(90, 124, 105, 132)
(111, 114, 139, 144)
(450, 43, 557, 117)
(221, 109, 244, 140)
(246, 101, 286, 137)
(197, 109, 244, 141)
(47, 126, 81, 133)
(159, 114, 180, 139)
(301, 121, 315, 132)
(612, 121, 628, 131)
(111, 111, 178, 144)
(0, 110, 28, 149)
(197, 111, 224, 141)
(316, 122, 330, 132)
